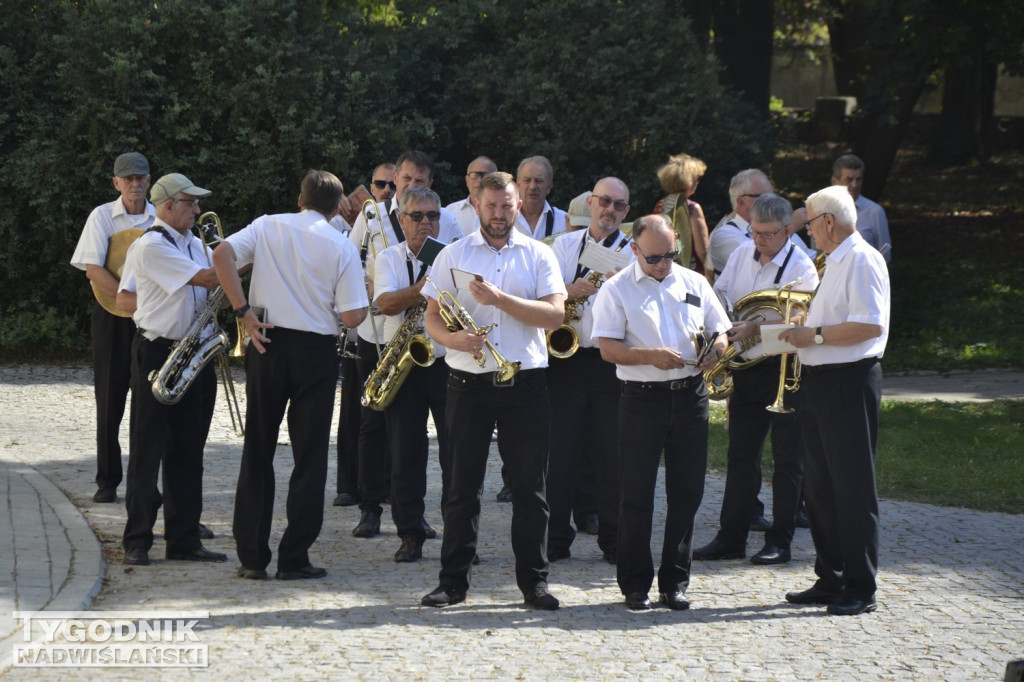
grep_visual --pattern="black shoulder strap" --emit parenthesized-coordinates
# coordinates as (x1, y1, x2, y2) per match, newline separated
(145, 224, 176, 247)
(543, 209, 555, 238)
(385, 199, 405, 243)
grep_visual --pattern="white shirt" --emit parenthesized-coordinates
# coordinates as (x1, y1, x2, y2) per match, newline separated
(799, 231, 890, 366)
(329, 214, 352, 237)
(592, 261, 731, 382)
(71, 196, 156, 270)
(549, 228, 634, 350)
(226, 209, 367, 336)
(855, 195, 892, 263)
(445, 196, 480, 238)
(714, 239, 820, 359)
(120, 220, 211, 341)
(427, 229, 566, 374)
(373, 242, 446, 358)
(514, 201, 567, 240)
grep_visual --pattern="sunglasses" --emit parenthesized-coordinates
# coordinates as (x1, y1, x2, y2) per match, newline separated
(634, 243, 678, 265)
(373, 179, 397, 191)
(594, 195, 629, 212)
(403, 211, 441, 223)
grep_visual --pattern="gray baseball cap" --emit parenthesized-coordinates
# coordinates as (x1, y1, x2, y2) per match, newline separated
(150, 173, 212, 205)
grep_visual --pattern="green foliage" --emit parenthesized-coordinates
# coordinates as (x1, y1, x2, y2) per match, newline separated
(0, 0, 771, 354)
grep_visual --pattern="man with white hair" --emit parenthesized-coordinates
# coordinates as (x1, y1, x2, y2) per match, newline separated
(778, 185, 890, 616)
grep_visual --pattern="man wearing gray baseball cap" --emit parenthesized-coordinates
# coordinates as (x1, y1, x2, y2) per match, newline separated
(71, 152, 155, 504)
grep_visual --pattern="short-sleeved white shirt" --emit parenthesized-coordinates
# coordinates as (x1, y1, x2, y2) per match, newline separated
(799, 230, 890, 366)
(592, 261, 731, 382)
(514, 201, 567, 241)
(445, 196, 480, 238)
(373, 241, 446, 358)
(426, 229, 566, 373)
(71, 196, 156, 270)
(225, 209, 367, 335)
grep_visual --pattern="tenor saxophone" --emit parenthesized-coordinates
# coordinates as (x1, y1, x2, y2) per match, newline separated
(360, 298, 435, 411)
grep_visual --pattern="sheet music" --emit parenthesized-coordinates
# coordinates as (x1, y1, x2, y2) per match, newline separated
(760, 323, 797, 355)
(451, 267, 484, 291)
(578, 241, 632, 276)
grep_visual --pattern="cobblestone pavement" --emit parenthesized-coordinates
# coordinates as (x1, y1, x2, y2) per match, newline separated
(1, 364, 1022, 680)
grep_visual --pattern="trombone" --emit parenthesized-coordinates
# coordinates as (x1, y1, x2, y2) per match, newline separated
(345, 199, 392, 357)
(424, 275, 521, 384)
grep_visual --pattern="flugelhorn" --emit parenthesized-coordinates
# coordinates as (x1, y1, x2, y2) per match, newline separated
(425, 275, 520, 384)
(766, 279, 808, 414)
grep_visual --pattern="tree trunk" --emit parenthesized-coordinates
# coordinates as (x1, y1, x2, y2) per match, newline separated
(712, 0, 774, 115)
(932, 55, 999, 165)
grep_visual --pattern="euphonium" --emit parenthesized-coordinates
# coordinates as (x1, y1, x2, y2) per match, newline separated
(361, 298, 435, 411)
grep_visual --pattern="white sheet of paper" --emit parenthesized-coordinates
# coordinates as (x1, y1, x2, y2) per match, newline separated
(578, 241, 632, 277)
(451, 267, 484, 291)
(760, 323, 797, 355)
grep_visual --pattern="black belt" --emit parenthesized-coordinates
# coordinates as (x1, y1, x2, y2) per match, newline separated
(621, 376, 703, 392)
(450, 367, 540, 387)
(136, 330, 175, 348)
(802, 357, 879, 376)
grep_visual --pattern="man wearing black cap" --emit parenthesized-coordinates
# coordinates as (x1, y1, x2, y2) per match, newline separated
(119, 173, 226, 566)
(71, 152, 155, 504)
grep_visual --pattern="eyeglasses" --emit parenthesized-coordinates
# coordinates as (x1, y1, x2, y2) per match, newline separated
(634, 243, 678, 265)
(740, 193, 764, 200)
(372, 179, 397, 191)
(170, 198, 200, 207)
(466, 171, 490, 180)
(594, 195, 629, 212)
(803, 212, 831, 231)
(751, 224, 787, 240)
(403, 211, 441, 223)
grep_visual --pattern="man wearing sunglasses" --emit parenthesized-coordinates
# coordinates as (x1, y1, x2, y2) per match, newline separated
(545, 177, 634, 567)
(446, 156, 497, 237)
(592, 214, 730, 611)
(369, 163, 397, 204)
(694, 194, 818, 568)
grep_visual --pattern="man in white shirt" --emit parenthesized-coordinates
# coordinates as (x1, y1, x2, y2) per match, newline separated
(515, 155, 567, 241)
(71, 152, 155, 503)
(420, 172, 566, 610)
(445, 156, 497, 237)
(214, 170, 368, 581)
(592, 214, 729, 611)
(778, 185, 890, 616)
(831, 154, 892, 264)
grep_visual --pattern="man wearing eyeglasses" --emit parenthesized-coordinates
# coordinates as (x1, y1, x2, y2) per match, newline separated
(446, 156, 498, 237)
(119, 173, 226, 567)
(515, 155, 568, 241)
(346, 151, 460, 539)
(709, 169, 773, 275)
(777, 185, 889, 616)
(420, 171, 566, 610)
(694, 194, 819, 568)
(545, 177, 634, 566)
(592, 214, 730, 611)
(371, 187, 452, 563)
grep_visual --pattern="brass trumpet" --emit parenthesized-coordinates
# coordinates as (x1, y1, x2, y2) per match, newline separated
(425, 275, 520, 384)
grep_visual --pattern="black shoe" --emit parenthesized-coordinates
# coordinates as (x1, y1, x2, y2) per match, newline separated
(794, 509, 810, 529)
(124, 548, 149, 566)
(523, 584, 559, 610)
(421, 584, 466, 607)
(827, 596, 878, 616)
(751, 544, 791, 565)
(93, 487, 117, 503)
(693, 538, 745, 561)
(624, 592, 651, 611)
(495, 484, 512, 503)
(198, 523, 215, 540)
(749, 515, 771, 532)
(420, 520, 437, 539)
(785, 585, 844, 605)
(394, 537, 423, 563)
(276, 564, 327, 580)
(352, 509, 381, 538)
(578, 513, 599, 536)
(236, 566, 268, 580)
(659, 590, 690, 611)
(166, 546, 228, 562)
(548, 546, 571, 562)
(333, 492, 359, 507)
(472, 553, 481, 565)
(602, 550, 617, 565)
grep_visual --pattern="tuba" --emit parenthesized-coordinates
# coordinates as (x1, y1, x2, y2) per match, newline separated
(361, 298, 435, 411)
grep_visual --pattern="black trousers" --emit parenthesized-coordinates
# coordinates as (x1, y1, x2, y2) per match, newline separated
(233, 327, 338, 572)
(91, 301, 135, 490)
(438, 368, 551, 594)
(385, 357, 449, 540)
(357, 337, 391, 513)
(335, 349, 361, 496)
(123, 334, 214, 554)
(715, 358, 803, 549)
(546, 348, 619, 554)
(617, 378, 708, 596)
(800, 359, 881, 600)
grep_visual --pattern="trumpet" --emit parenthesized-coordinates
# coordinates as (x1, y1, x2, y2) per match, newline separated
(425, 275, 520, 384)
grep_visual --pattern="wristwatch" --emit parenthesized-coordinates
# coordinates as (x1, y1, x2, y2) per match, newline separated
(233, 303, 251, 319)
(813, 326, 824, 345)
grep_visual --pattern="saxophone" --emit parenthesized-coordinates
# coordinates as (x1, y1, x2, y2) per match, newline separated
(546, 268, 603, 359)
(360, 297, 435, 411)
(149, 286, 230, 404)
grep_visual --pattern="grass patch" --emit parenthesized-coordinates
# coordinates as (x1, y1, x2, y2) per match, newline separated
(706, 400, 1024, 514)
